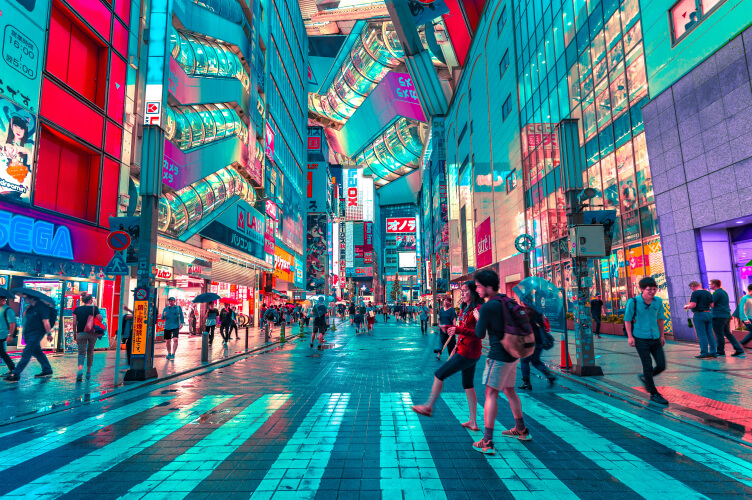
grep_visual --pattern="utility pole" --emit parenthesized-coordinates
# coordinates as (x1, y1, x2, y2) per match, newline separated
(125, 0, 173, 381)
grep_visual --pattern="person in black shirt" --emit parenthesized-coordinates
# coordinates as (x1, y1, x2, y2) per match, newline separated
(73, 292, 104, 381)
(684, 281, 717, 358)
(4, 297, 54, 382)
(590, 294, 603, 338)
(472, 269, 530, 455)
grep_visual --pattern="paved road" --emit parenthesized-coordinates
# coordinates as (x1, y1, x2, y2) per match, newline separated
(0, 319, 750, 499)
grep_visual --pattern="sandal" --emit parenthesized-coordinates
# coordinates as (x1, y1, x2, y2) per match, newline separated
(461, 422, 480, 432)
(411, 405, 432, 417)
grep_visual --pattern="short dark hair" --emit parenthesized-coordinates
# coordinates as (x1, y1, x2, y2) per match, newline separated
(474, 269, 500, 291)
(638, 277, 658, 289)
(747, 283, 752, 292)
(710, 279, 721, 287)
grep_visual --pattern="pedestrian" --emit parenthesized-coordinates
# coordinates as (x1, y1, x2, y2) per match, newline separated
(737, 284, 752, 346)
(355, 302, 366, 334)
(383, 304, 389, 322)
(710, 279, 745, 357)
(517, 303, 557, 390)
(435, 297, 457, 357)
(265, 306, 278, 333)
(349, 302, 356, 325)
(591, 294, 603, 338)
(624, 277, 669, 405)
(73, 292, 105, 380)
(4, 296, 54, 382)
(121, 306, 133, 366)
(412, 281, 483, 430)
(204, 302, 219, 345)
(684, 281, 717, 358)
(260, 305, 267, 329)
(473, 269, 531, 453)
(161, 297, 184, 360)
(366, 302, 376, 334)
(231, 305, 239, 340)
(310, 298, 328, 349)
(189, 307, 197, 336)
(419, 301, 430, 334)
(0, 295, 17, 376)
(219, 304, 232, 345)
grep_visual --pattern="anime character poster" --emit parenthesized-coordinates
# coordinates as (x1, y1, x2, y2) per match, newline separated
(0, 96, 35, 204)
(306, 214, 328, 293)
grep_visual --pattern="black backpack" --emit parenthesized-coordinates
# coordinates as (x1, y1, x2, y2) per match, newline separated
(314, 304, 327, 318)
(488, 295, 535, 358)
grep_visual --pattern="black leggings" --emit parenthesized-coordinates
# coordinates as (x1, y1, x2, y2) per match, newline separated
(434, 353, 478, 389)
(206, 325, 216, 343)
(0, 339, 15, 371)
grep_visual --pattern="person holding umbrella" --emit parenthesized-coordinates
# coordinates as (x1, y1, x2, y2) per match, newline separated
(193, 292, 221, 345)
(4, 288, 56, 382)
(0, 289, 17, 376)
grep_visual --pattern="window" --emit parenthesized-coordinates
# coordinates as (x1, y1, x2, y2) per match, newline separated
(497, 5, 507, 35)
(670, 0, 726, 43)
(458, 122, 468, 144)
(506, 169, 517, 193)
(502, 94, 513, 120)
(500, 50, 510, 79)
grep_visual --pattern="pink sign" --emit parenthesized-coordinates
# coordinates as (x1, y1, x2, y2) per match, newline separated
(475, 217, 492, 269)
(265, 122, 275, 160)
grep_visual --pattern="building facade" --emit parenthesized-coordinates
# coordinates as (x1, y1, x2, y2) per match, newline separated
(640, 0, 752, 340)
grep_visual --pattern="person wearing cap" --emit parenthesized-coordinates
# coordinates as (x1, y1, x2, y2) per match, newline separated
(685, 281, 717, 359)
(161, 297, 184, 360)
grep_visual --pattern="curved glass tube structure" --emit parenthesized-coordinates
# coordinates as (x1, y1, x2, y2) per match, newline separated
(164, 103, 248, 150)
(170, 27, 250, 91)
(355, 118, 424, 185)
(309, 22, 403, 122)
(133, 166, 255, 236)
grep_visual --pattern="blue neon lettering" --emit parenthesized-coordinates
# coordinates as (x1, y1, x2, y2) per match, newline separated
(32, 220, 54, 255)
(0, 209, 73, 259)
(9, 215, 33, 253)
(0, 211, 9, 247)
(50, 226, 74, 260)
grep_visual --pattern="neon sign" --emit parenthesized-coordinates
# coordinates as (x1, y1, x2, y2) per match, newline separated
(347, 169, 358, 207)
(0, 209, 73, 259)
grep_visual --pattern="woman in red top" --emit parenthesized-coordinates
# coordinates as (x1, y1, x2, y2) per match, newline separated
(412, 281, 483, 430)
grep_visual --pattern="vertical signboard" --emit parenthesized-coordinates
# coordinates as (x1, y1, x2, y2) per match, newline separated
(475, 217, 493, 269)
(132, 300, 148, 357)
(306, 213, 327, 293)
(345, 221, 354, 269)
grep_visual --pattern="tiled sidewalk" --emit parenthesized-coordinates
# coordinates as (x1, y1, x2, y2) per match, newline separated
(0, 322, 318, 421)
(0, 321, 750, 499)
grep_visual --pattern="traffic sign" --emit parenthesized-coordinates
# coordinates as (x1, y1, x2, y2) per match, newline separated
(103, 252, 129, 275)
(134, 287, 149, 300)
(107, 231, 131, 251)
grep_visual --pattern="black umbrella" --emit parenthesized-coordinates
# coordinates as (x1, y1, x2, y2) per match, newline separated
(192, 292, 221, 304)
(11, 287, 56, 307)
(0, 289, 14, 300)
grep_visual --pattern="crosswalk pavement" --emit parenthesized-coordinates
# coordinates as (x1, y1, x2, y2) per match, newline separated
(0, 391, 750, 498)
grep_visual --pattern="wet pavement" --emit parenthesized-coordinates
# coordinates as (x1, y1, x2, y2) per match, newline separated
(0, 325, 299, 421)
(0, 319, 750, 499)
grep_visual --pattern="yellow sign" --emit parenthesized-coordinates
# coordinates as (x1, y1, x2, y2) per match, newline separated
(133, 300, 148, 355)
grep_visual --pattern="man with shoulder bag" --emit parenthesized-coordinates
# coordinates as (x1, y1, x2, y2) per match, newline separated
(0, 296, 17, 376)
(624, 277, 668, 405)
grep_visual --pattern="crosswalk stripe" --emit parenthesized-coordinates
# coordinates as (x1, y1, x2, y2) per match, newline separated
(561, 394, 752, 488)
(380, 392, 446, 499)
(118, 393, 290, 500)
(442, 392, 578, 499)
(2, 395, 232, 498)
(250, 393, 350, 500)
(0, 425, 36, 440)
(515, 393, 709, 499)
(0, 397, 172, 472)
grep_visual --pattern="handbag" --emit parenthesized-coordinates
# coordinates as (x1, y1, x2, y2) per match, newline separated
(83, 305, 96, 333)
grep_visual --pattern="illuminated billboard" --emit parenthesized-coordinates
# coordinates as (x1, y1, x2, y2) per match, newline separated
(386, 217, 416, 233)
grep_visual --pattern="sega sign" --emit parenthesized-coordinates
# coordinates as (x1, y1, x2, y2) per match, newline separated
(0, 209, 73, 259)
(386, 217, 416, 234)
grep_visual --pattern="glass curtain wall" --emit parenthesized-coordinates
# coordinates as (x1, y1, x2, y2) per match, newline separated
(170, 27, 251, 91)
(164, 103, 249, 150)
(517, 0, 666, 323)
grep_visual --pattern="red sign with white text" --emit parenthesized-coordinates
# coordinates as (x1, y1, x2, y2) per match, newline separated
(386, 217, 416, 233)
(475, 217, 492, 269)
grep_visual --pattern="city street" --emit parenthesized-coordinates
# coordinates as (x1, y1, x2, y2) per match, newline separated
(1, 320, 750, 499)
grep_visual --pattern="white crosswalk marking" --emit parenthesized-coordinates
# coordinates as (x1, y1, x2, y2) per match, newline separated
(515, 393, 709, 499)
(381, 392, 446, 500)
(0, 397, 171, 472)
(442, 392, 578, 499)
(117, 393, 290, 500)
(561, 393, 752, 488)
(2, 395, 232, 498)
(250, 393, 350, 500)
